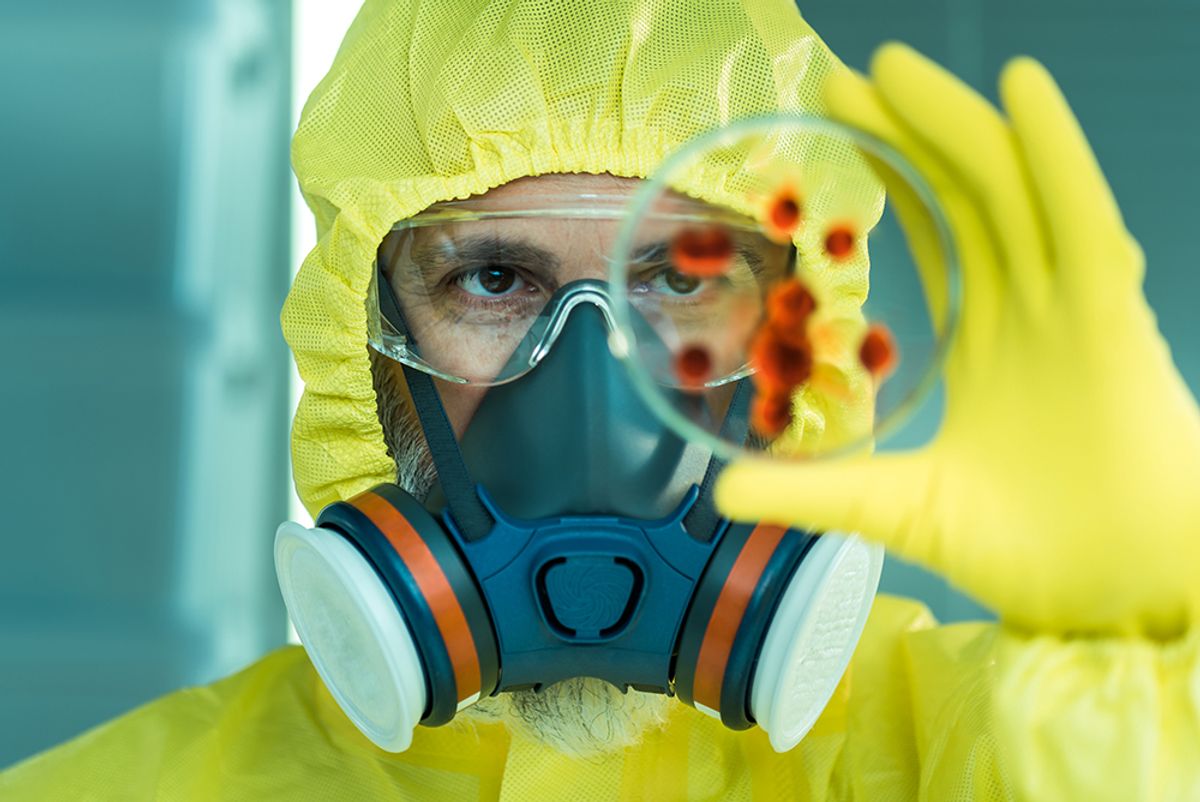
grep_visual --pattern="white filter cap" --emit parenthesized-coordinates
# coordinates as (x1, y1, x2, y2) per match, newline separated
(749, 533, 884, 753)
(274, 521, 427, 752)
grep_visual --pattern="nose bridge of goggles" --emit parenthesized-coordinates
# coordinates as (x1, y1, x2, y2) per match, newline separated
(529, 279, 626, 371)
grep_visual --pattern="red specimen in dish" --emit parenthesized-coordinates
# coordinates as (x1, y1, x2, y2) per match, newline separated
(859, 323, 898, 380)
(762, 186, 804, 243)
(751, 328, 813, 391)
(669, 226, 735, 277)
(751, 391, 793, 438)
(674, 343, 713, 388)
(745, 274, 821, 438)
(824, 224, 857, 261)
(765, 279, 817, 345)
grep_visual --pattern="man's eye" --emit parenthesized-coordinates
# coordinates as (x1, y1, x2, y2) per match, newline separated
(454, 266, 526, 297)
(662, 269, 702, 295)
(636, 267, 706, 297)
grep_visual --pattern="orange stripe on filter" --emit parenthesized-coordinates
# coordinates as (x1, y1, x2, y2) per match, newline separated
(352, 492, 482, 703)
(692, 524, 788, 713)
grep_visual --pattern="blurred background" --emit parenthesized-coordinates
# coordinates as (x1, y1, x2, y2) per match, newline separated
(1, 0, 1196, 768)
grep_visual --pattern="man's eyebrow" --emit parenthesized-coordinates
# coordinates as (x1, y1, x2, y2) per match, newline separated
(631, 239, 768, 274)
(737, 244, 765, 273)
(394, 233, 777, 284)
(630, 241, 670, 264)
(407, 235, 563, 282)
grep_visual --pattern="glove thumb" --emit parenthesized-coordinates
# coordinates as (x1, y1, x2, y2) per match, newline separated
(714, 451, 937, 566)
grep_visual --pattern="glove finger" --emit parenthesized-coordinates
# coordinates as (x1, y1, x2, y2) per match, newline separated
(824, 67, 1005, 388)
(824, 69, 952, 333)
(870, 44, 1051, 306)
(714, 450, 943, 571)
(999, 57, 1137, 281)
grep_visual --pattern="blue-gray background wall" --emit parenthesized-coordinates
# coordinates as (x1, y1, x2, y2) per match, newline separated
(0, 0, 294, 767)
(0, 0, 1196, 768)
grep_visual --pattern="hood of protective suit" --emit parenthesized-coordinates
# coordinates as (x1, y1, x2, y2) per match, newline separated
(283, 0, 881, 517)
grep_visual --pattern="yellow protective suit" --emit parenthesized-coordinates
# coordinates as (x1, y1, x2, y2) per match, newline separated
(5, 1, 1199, 800)
(5, 595, 1198, 801)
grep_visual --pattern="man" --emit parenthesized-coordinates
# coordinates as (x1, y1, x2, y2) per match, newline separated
(4, 0, 1198, 799)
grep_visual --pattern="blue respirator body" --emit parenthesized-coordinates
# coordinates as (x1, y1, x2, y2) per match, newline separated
(275, 279, 883, 754)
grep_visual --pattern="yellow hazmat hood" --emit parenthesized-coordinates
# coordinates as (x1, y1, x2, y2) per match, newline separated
(284, 0, 878, 516)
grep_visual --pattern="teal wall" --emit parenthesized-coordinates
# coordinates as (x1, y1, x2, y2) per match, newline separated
(0, 0, 294, 767)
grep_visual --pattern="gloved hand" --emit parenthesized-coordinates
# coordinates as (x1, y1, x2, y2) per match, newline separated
(716, 44, 1200, 638)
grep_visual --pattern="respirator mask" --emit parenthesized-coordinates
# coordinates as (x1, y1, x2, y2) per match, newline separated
(274, 191, 884, 754)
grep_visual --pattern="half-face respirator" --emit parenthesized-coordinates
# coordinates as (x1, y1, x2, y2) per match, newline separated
(275, 198, 884, 754)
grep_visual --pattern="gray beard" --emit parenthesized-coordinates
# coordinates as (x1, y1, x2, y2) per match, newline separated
(370, 351, 439, 502)
(370, 352, 670, 758)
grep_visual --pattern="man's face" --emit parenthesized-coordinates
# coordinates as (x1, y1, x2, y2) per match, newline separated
(375, 172, 791, 435)
(369, 172, 790, 756)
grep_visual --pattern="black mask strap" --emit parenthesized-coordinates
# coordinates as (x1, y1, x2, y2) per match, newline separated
(400, 364, 495, 540)
(377, 261, 494, 540)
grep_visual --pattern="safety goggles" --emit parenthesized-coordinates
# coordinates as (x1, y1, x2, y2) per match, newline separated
(366, 193, 795, 387)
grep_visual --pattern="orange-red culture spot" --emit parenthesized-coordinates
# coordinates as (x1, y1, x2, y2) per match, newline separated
(859, 323, 898, 380)
(674, 343, 713, 388)
(770, 196, 802, 233)
(751, 391, 793, 438)
(751, 329, 813, 391)
(669, 226, 735, 277)
(766, 279, 817, 342)
(762, 187, 804, 243)
(824, 224, 857, 261)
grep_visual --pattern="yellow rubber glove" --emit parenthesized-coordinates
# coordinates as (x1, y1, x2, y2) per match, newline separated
(716, 44, 1200, 638)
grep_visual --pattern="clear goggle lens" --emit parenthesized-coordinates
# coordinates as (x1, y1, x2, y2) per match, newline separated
(367, 196, 793, 387)
(367, 115, 958, 461)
